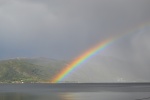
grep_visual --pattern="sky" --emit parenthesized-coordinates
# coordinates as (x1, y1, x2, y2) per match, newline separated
(1, 0, 150, 82)
(0, 0, 150, 61)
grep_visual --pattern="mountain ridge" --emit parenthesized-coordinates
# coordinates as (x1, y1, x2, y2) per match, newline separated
(0, 57, 66, 83)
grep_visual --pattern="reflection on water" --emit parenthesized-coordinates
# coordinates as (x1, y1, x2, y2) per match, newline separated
(1, 92, 150, 100)
(0, 83, 150, 100)
(0, 93, 74, 100)
(70, 92, 150, 100)
(0, 93, 37, 100)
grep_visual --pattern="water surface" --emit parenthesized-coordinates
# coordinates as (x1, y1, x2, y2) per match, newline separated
(0, 83, 150, 100)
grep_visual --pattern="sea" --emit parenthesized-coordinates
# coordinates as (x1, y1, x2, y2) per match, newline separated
(0, 83, 150, 100)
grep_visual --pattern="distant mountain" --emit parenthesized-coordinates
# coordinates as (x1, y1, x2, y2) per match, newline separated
(0, 56, 149, 83)
(0, 57, 67, 83)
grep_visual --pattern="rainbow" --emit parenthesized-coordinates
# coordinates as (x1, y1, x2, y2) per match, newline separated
(50, 21, 150, 83)
(50, 38, 114, 83)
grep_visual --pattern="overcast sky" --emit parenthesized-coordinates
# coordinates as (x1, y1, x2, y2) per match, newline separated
(0, 0, 150, 62)
(1, 0, 150, 82)
(0, 0, 150, 59)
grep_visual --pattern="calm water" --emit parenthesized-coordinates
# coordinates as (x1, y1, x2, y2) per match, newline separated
(0, 83, 150, 100)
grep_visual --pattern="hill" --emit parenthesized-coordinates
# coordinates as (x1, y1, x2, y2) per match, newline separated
(0, 58, 67, 83)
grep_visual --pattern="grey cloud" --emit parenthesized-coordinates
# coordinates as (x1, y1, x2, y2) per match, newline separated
(0, 0, 150, 60)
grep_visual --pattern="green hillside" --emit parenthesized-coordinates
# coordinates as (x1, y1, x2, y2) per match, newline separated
(0, 58, 67, 83)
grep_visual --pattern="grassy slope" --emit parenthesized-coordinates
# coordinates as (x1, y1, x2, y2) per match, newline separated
(0, 58, 66, 83)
